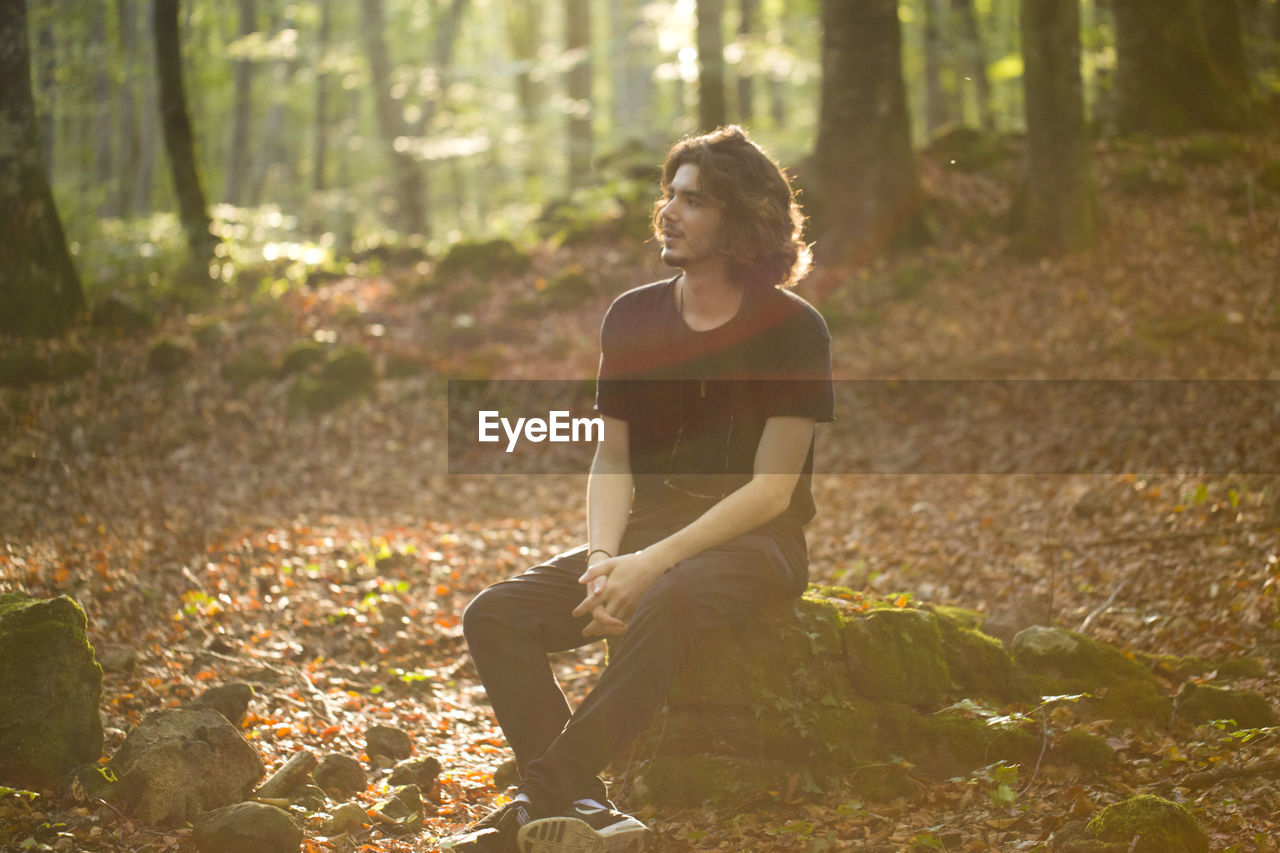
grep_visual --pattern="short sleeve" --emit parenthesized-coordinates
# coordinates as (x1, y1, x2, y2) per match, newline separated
(761, 303, 835, 422)
(594, 297, 635, 421)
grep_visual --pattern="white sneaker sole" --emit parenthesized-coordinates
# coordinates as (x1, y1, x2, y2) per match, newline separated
(517, 816, 651, 853)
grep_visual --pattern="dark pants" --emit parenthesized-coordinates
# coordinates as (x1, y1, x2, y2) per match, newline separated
(461, 526, 808, 811)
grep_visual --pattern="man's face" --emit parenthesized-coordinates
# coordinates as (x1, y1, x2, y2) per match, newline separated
(658, 163, 723, 271)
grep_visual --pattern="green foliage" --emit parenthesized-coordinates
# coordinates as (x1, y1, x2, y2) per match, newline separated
(221, 345, 277, 388)
(433, 239, 531, 282)
(1111, 162, 1188, 196)
(1178, 134, 1247, 165)
(280, 339, 327, 375)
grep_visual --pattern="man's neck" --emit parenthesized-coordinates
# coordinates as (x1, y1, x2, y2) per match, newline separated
(677, 265, 742, 331)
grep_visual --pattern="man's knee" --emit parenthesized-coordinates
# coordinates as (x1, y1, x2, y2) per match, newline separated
(462, 583, 512, 642)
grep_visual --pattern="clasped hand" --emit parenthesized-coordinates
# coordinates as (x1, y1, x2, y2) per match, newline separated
(572, 551, 663, 637)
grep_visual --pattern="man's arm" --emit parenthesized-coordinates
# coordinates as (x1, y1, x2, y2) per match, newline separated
(581, 415, 634, 635)
(574, 415, 815, 635)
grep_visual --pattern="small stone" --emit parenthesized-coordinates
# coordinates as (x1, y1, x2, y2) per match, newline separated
(312, 754, 367, 798)
(365, 725, 413, 762)
(493, 758, 520, 791)
(323, 802, 370, 836)
(190, 683, 254, 728)
(289, 782, 327, 812)
(193, 801, 302, 853)
(388, 755, 441, 789)
(372, 783, 421, 823)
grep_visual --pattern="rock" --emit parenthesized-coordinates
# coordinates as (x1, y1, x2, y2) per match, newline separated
(1073, 794, 1209, 853)
(1011, 626, 1171, 725)
(493, 757, 520, 791)
(108, 707, 264, 825)
(96, 645, 138, 674)
(189, 682, 254, 728)
(311, 753, 367, 798)
(388, 755, 441, 789)
(90, 293, 155, 332)
(255, 749, 317, 799)
(0, 593, 104, 788)
(147, 336, 194, 374)
(324, 802, 370, 835)
(844, 607, 950, 710)
(289, 782, 327, 811)
(193, 801, 302, 853)
(371, 783, 422, 826)
(56, 763, 119, 806)
(365, 725, 413, 762)
(1176, 682, 1277, 729)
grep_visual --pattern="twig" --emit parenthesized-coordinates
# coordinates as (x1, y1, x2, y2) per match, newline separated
(1182, 758, 1280, 790)
(1078, 576, 1130, 634)
(1020, 708, 1050, 795)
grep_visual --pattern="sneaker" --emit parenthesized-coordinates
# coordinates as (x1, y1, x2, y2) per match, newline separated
(441, 799, 541, 852)
(516, 802, 652, 853)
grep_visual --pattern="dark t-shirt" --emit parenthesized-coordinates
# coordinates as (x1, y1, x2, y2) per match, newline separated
(595, 275, 834, 543)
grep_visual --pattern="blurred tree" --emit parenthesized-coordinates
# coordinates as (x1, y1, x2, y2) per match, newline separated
(1020, 0, 1095, 255)
(952, 0, 994, 130)
(90, 1, 114, 216)
(923, 0, 950, 135)
(811, 0, 926, 265)
(1113, 0, 1255, 133)
(313, 0, 331, 194)
(697, 0, 727, 130)
(115, 0, 141, 218)
(737, 0, 759, 123)
(361, 0, 428, 235)
(224, 0, 256, 205)
(0, 0, 85, 334)
(34, 4, 55, 174)
(565, 0, 592, 189)
(1202, 0, 1251, 94)
(154, 0, 218, 266)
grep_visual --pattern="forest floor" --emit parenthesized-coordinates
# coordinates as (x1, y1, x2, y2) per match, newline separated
(3, 131, 1280, 851)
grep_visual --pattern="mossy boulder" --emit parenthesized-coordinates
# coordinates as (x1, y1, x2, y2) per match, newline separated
(843, 607, 950, 710)
(288, 346, 376, 414)
(90, 294, 155, 332)
(193, 801, 302, 853)
(434, 238, 531, 281)
(929, 606, 1014, 701)
(0, 346, 51, 388)
(147, 336, 195, 374)
(1078, 795, 1209, 853)
(1011, 626, 1171, 725)
(222, 346, 277, 388)
(279, 339, 327, 376)
(1175, 682, 1276, 729)
(0, 594, 104, 788)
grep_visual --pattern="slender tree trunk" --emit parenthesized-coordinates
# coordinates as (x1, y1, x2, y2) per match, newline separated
(696, 0, 727, 130)
(133, 0, 158, 215)
(154, 0, 217, 265)
(811, 0, 927, 266)
(90, 1, 115, 215)
(952, 0, 994, 130)
(224, 0, 255, 205)
(249, 4, 297, 206)
(1113, 0, 1255, 133)
(737, 0, 758, 123)
(1021, 0, 1095, 255)
(923, 0, 949, 135)
(507, 0, 541, 128)
(360, 0, 428, 236)
(565, 0, 592, 190)
(768, 2, 789, 128)
(313, 0, 331, 194)
(0, 0, 85, 335)
(115, 0, 139, 218)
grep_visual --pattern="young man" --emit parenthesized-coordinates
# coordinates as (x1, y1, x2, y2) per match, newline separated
(446, 125, 833, 853)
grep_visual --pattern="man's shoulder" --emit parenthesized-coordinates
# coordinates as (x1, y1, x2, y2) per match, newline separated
(754, 286, 830, 339)
(602, 276, 677, 328)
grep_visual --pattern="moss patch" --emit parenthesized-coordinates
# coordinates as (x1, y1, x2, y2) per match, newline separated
(1053, 729, 1114, 773)
(1176, 682, 1277, 729)
(930, 608, 1013, 701)
(629, 755, 792, 807)
(147, 336, 194, 374)
(843, 608, 950, 710)
(1084, 795, 1209, 853)
(0, 594, 104, 788)
(434, 238, 531, 281)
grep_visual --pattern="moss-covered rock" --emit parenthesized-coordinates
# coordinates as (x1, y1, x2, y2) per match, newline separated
(434, 238, 531, 281)
(147, 336, 194, 374)
(1053, 729, 1115, 773)
(1011, 626, 1171, 725)
(90, 294, 155, 333)
(222, 346, 277, 388)
(288, 346, 376, 414)
(843, 608, 950, 710)
(49, 346, 93, 382)
(319, 345, 375, 388)
(0, 346, 51, 388)
(629, 755, 793, 807)
(193, 801, 302, 853)
(930, 607, 1014, 701)
(1084, 795, 1208, 853)
(0, 594, 104, 788)
(279, 339, 326, 375)
(539, 265, 595, 307)
(1176, 682, 1277, 729)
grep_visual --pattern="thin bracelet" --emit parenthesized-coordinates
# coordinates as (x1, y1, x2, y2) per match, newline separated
(586, 549, 614, 561)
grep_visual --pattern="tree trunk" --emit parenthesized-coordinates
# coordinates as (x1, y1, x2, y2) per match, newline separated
(133, 0, 158, 215)
(35, 13, 55, 175)
(811, 0, 927, 266)
(248, 3, 297, 206)
(565, 0, 592, 190)
(768, 2, 790, 129)
(923, 0, 950, 135)
(737, 0, 758, 123)
(1020, 0, 1095, 255)
(90, 1, 115, 216)
(224, 0, 255, 205)
(1201, 0, 1251, 95)
(952, 0, 994, 130)
(696, 0, 727, 130)
(507, 0, 542, 128)
(1112, 0, 1255, 133)
(154, 0, 217, 265)
(116, 0, 140, 218)
(360, 0, 428, 236)
(313, 0, 331, 194)
(0, 0, 85, 335)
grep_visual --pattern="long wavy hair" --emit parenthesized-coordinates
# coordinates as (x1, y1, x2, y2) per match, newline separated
(653, 125, 811, 292)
